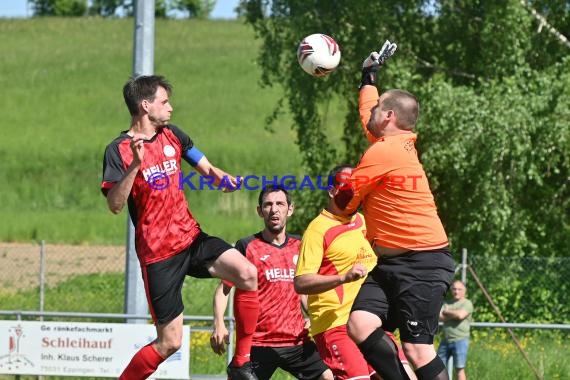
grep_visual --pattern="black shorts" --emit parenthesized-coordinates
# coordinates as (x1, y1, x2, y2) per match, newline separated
(142, 231, 233, 325)
(351, 248, 455, 344)
(250, 341, 329, 380)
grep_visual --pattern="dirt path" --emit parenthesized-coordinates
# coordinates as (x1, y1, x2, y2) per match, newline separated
(0, 243, 125, 291)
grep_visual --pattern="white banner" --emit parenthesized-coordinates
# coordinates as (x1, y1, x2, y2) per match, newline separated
(0, 321, 190, 379)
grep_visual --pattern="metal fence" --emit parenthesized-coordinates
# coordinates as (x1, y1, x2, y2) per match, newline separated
(1, 242, 569, 379)
(0, 242, 221, 316)
(1, 242, 568, 324)
(0, 242, 125, 311)
(463, 253, 570, 325)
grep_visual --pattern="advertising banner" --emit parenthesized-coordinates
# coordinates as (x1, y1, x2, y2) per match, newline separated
(0, 321, 190, 379)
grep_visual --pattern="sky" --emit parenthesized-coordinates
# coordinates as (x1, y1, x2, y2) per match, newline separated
(0, 0, 240, 19)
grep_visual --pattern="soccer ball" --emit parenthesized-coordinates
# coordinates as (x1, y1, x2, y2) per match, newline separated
(297, 33, 341, 77)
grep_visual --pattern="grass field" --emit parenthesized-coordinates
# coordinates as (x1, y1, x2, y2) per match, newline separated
(0, 17, 307, 245)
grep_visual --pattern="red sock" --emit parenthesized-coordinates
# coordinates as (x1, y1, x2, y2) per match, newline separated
(232, 288, 259, 367)
(119, 343, 165, 380)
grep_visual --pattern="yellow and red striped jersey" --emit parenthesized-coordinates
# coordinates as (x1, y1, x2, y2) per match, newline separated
(296, 210, 377, 336)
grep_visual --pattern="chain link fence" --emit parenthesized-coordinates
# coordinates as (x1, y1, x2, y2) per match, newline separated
(0, 242, 221, 316)
(465, 254, 570, 324)
(1, 243, 569, 324)
(0, 242, 125, 314)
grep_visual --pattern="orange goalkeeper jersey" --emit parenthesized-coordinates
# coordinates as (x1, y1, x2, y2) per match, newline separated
(344, 86, 448, 251)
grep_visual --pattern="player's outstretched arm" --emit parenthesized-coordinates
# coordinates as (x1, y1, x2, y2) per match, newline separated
(359, 41, 397, 143)
(194, 156, 240, 192)
(210, 282, 232, 355)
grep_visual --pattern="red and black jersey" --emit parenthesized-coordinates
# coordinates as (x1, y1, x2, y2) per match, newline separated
(101, 124, 201, 266)
(236, 233, 309, 347)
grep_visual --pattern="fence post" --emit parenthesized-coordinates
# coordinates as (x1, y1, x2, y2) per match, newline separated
(39, 240, 46, 380)
(124, 0, 154, 324)
(448, 248, 466, 379)
(39, 240, 46, 321)
(461, 248, 468, 284)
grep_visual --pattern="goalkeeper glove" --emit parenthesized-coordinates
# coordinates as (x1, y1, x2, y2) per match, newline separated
(359, 40, 398, 89)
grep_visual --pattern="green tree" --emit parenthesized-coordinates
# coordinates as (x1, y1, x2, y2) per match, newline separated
(172, 0, 216, 19)
(88, 0, 123, 17)
(240, 0, 570, 258)
(35, 0, 213, 18)
(416, 63, 570, 258)
(31, 0, 87, 16)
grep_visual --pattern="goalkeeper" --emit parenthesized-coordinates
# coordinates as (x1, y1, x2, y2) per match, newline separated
(335, 42, 456, 380)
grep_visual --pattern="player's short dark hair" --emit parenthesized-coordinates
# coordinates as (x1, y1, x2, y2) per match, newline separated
(381, 89, 419, 130)
(328, 164, 352, 188)
(123, 75, 172, 117)
(258, 185, 291, 207)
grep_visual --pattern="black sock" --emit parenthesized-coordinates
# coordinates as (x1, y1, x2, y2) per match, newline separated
(415, 356, 448, 380)
(357, 328, 410, 380)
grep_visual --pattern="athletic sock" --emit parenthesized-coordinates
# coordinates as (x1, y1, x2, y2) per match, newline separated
(415, 356, 448, 380)
(357, 327, 410, 380)
(385, 331, 409, 365)
(232, 288, 260, 367)
(119, 343, 165, 380)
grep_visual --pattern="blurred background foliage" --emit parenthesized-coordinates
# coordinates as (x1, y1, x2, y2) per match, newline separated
(28, 0, 217, 18)
(22, 0, 570, 258)
(239, 0, 570, 260)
